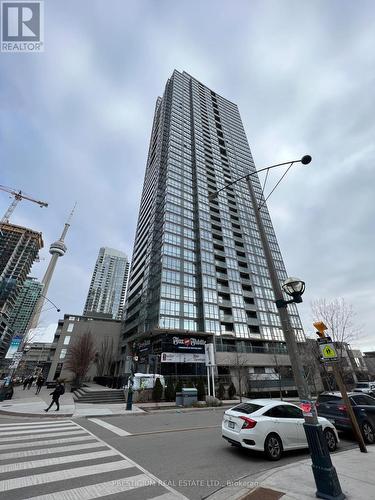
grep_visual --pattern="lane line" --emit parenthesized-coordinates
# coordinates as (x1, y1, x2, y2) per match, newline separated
(74, 420, 188, 499)
(88, 418, 132, 436)
(0, 434, 95, 451)
(0, 460, 134, 492)
(0, 429, 86, 442)
(0, 425, 78, 436)
(26, 473, 156, 500)
(127, 424, 221, 437)
(0, 449, 117, 473)
(0, 441, 105, 461)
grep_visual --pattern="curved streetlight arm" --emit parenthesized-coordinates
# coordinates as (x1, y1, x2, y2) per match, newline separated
(39, 294, 60, 312)
(208, 157, 309, 200)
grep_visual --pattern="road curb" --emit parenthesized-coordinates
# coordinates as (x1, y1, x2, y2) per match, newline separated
(0, 409, 73, 418)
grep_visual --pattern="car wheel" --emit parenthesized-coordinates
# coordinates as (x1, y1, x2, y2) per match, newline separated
(264, 433, 283, 461)
(362, 421, 375, 444)
(324, 428, 337, 452)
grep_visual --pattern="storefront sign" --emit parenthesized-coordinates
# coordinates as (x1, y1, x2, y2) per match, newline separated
(161, 352, 206, 363)
(170, 336, 206, 352)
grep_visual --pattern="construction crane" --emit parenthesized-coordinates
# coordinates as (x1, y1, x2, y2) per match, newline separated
(0, 185, 48, 224)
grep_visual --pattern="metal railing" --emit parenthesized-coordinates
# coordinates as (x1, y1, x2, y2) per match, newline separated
(216, 344, 288, 355)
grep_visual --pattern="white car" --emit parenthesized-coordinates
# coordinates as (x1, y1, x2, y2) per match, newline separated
(222, 399, 339, 460)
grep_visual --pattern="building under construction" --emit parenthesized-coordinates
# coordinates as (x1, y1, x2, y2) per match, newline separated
(0, 223, 43, 359)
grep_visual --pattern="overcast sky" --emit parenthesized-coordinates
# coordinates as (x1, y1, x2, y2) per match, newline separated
(1, 1, 374, 350)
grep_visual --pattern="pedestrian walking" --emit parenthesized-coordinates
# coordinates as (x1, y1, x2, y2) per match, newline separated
(44, 381, 65, 412)
(27, 376, 34, 390)
(23, 377, 29, 390)
(35, 375, 45, 395)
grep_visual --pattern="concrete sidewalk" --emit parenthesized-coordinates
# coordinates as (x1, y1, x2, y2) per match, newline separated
(0, 385, 144, 418)
(209, 446, 375, 499)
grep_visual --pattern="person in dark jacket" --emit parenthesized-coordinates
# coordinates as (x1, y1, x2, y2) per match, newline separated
(23, 377, 29, 390)
(44, 381, 65, 412)
(27, 376, 34, 390)
(35, 375, 45, 395)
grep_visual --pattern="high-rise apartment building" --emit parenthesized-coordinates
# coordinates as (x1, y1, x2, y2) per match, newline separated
(122, 71, 305, 392)
(0, 223, 43, 358)
(7, 277, 43, 339)
(83, 247, 129, 320)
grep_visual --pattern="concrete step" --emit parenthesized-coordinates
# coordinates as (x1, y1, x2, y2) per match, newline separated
(73, 387, 125, 404)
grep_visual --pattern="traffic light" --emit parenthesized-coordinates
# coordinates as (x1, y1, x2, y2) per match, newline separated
(313, 321, 328, 338)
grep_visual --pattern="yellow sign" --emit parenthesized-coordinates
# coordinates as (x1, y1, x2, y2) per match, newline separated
(320, 343, 338, 360)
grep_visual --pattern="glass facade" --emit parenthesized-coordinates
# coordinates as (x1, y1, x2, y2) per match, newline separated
(122, 71, 304, 356)
(83, 247, 129, 320)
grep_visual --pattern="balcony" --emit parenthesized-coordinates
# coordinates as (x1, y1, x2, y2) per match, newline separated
(216, 344, 288, 355)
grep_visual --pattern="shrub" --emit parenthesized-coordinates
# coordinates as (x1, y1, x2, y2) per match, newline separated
(217, 382, 225, 400)
(196, 378, 206, 401)
(164, 380, 175, 401)
(152, 378, 163, 402)
(228, 382, 236, 399)
(175, 379, 183, 394)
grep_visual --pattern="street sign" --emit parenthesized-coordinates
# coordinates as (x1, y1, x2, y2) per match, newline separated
(319, 342, 338, 361)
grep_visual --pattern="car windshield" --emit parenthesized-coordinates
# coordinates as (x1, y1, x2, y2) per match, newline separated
(356, 383, 369, 388)
(317, 395, 342, 404)
(231, 403, 263, 414)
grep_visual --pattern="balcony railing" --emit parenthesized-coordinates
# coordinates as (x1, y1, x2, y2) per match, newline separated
(216, 344, 289, 355)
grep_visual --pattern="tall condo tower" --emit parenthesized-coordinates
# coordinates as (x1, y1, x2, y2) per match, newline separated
(83, 247, 129, 320)
(27, 206, 75, 332)
(0, 223, 43, 358)
(8, 277, 43, 338)
(122, 71, 305, 388)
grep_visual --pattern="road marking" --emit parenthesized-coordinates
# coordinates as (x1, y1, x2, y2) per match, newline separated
(0, 429, 86, 442)
(88, 418, 132, 436)
(128, 424, 221, 437)
(0, 441, 105, 460)
(0, 449, 117, 473)
(26, 473, 156, 500)
(0, 421, 70, 427)
(74, 420, 188, 499)
(0, 460, 134, 492)
(0, 434, 95, 451)
(0, 425, 78, 436)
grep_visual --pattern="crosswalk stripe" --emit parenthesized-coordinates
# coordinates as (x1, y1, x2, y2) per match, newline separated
(26, 473, 156, 500)
(0, 425, 78, 436)
(73, 421, 188, 500)
(88, 418, 132, 436)
(0, 460, 133, 492)
(0, 429, 86, 442)
(0, 423, 79, 432)
(0, 421, 70, 427)
(0, 441, 105, 461)
(0, 434, 95, 451)
(0, 449, 117, 473)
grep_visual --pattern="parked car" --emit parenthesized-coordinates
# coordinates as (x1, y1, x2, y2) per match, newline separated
(353, 382, 375, 397)
(222, 399, 339, 460)
(0, 377, 14, 401)
(316, 391, 375, 444)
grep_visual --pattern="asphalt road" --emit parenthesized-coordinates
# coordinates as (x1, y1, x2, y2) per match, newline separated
(0, 411, 359, 500)
(76, 409, 358, 500)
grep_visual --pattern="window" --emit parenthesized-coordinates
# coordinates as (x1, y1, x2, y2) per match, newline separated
(352, 395, 375, 406)
(60, 349, 67, 360)
(67, 323, 74, 333)
(265, 405, 303, 419)
(63, 336, 70, 345)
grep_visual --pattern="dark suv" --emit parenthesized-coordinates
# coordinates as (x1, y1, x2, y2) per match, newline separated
(316, 391, 375, 444)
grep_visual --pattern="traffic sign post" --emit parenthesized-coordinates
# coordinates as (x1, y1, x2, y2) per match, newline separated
(316, 325, 367, 453)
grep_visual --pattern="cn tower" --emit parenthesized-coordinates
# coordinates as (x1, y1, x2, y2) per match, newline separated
(27, 205, 76, 332)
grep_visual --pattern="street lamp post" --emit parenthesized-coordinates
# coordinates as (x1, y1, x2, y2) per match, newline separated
(209, 156, 345, 500)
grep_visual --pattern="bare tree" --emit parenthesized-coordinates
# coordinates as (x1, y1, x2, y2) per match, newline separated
(95, 337, 115, 377)
(272, 352, 291, 400)
(65, 331, 96, 387)
(311, 298, 362, 385)
(227, 351, 249, 402)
